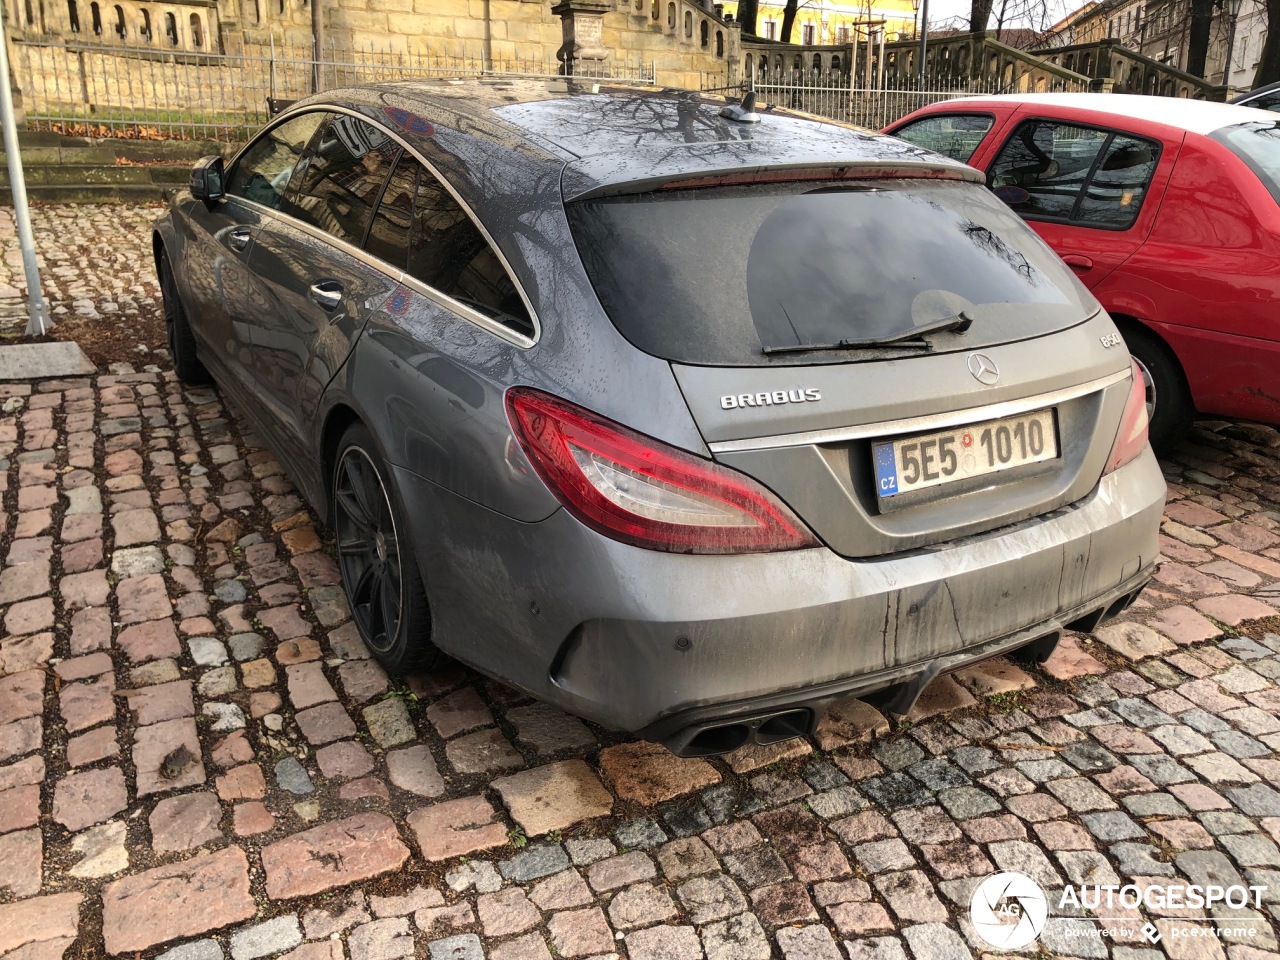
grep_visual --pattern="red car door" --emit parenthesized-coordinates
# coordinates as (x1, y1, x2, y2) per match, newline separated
(976, 109, 1179, 292)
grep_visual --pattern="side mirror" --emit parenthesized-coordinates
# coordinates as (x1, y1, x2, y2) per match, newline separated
(190, 155, 225, 203)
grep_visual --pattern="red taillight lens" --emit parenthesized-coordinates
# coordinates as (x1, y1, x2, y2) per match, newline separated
(505, 388, 819, 554)
(1103, 359, 1150, 475)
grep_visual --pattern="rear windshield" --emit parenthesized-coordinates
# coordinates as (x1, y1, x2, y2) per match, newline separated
(1211, 121, 1280, 204)
(567, 178, 1094, 366)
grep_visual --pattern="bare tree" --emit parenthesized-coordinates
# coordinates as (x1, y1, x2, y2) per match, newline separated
(737, 0, 760, 37)
(970, 0, 995, 33)
(1257, 0, 1280, 84)
(781, 0, 801, 41)
(992, 0, 1055, 46)
(1185, 0, 1216, 77)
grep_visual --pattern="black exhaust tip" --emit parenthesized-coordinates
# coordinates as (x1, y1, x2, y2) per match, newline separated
(682, 723, 751, 757)
(757, 709, 810, 744)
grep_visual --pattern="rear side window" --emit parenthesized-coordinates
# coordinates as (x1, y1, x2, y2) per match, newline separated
(891, 114, 994, 163)
(286, 115, 401, 248)
(364, 152, 419, 269)
(405, 162, 534, 338)
(226, 111, 325, 209)
(1074, 135, 1160, 227)
(566, 178, 1093, 366)
(1211, 121, 1280, 204)
(989, 120, 1159, 229)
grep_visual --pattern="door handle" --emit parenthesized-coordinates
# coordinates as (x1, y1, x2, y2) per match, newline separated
(227, 228, 251, 252)
(308, 280, 344, 311)
(1062, 254, 1093, 272)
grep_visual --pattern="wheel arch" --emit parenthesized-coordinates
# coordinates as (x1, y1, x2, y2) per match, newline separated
(318, 402, 364, 528)
(1108, 312, 1188, 384)
(152, 230, 166, 272)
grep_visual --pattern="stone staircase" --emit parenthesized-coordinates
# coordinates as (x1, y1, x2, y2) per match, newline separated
(0, 132, 229, 203)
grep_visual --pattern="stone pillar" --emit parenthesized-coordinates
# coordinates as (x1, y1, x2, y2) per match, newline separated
(551, 0, 612, 76)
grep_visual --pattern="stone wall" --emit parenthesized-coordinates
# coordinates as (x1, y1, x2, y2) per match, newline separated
(9, 0, 735, 88)
(9, 0, 220, 53)
(743, 32, 1090, 92)
(604, 0, 740, 89)
(225, 0, 562, 61)
(1036, 38, 1216, 98)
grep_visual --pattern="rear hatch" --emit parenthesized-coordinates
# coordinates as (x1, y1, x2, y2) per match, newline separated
(565, 171, 1134, 558)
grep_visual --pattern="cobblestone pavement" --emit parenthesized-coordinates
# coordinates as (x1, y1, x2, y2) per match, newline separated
(2, 211, 1280, 960)
(0, 204, 165, 355)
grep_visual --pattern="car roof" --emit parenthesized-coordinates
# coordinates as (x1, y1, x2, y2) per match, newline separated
(933, 93, 1280, 137)
(297, 78, 982, 201)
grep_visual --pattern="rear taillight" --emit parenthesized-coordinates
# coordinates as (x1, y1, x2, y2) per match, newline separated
(1103, 359, 1150, 475)
(505, 388, 818, 554)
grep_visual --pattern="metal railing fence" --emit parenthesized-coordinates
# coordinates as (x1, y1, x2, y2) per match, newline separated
(12, 39, 657, 141)
(704, 74, 1088, 128)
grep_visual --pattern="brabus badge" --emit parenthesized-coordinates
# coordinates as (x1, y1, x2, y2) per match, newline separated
(722, 388, 821, 410)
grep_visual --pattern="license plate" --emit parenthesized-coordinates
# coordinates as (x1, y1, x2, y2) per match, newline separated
(874, 409, 1058, 498)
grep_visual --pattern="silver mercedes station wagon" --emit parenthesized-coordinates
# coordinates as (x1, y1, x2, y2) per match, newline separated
(153, 80, 1165, 756)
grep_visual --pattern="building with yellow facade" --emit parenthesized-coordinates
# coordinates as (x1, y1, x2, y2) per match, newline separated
(719, 0, 920, 44)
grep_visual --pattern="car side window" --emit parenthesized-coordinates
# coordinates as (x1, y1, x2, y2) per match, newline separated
(891, 114, 994, 163)
(1074, 134, 1159, 228)
(363, 152, 419, 271)
(286, 114, 402, 248)
(224, 112, 326, 210)
(989, 121, 1109, 221)
(406, 164, 535, 338)
(1246, 92, 1280, 112)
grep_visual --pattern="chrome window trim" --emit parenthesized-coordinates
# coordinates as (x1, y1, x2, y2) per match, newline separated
(706, 368, 1132, 454)
(233, 102, 541, 348)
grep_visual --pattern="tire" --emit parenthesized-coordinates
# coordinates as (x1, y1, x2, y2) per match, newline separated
(331, 422, 443, 674)
(158, 249, 212, 385)
(1119, 323, 1193, 454)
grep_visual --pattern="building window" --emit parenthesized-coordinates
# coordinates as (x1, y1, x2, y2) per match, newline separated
(67, 0, 79, 31)
(802, 22, 815, 44)
(89, 1, 100, 34)
(836, 24, 849, 43)
(113, 3, 124, 37)
(189, 12, 201, 45)
(140, 8, 150, 38)
(24, 0, 34, 24)
(764, 19, 776, 39)
(164, 10, 176, 43)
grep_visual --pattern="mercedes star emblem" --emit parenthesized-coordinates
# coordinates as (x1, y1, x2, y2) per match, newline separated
(967, 353, 1000, 385)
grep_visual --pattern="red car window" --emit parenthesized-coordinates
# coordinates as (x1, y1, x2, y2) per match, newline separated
(890, 113, 995, 163)
(989, 119, 1161, 230)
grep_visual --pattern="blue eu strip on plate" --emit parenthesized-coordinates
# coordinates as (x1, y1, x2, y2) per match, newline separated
(874, 442, 899, 497)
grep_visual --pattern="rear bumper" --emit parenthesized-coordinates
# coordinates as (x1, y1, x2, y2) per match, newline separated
(394, 445, 1166, 747)
(643, 570, 1149, 755)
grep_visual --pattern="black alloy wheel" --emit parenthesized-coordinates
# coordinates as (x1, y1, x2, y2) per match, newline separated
(331, 423, 438, 672)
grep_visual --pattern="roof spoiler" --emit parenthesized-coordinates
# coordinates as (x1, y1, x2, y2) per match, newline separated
(563, 159, 985, 202)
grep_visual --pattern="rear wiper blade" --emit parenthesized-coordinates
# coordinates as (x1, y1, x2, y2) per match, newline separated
(762, 311, 974, 356)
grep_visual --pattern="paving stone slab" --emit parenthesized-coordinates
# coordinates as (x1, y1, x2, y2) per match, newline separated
(261, 813, 411, 899)
(101, 847, 254, 954)
(493, 759, 614, 836)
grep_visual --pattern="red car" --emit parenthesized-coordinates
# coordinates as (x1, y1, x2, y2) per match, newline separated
(887, 94, 1280, 448)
